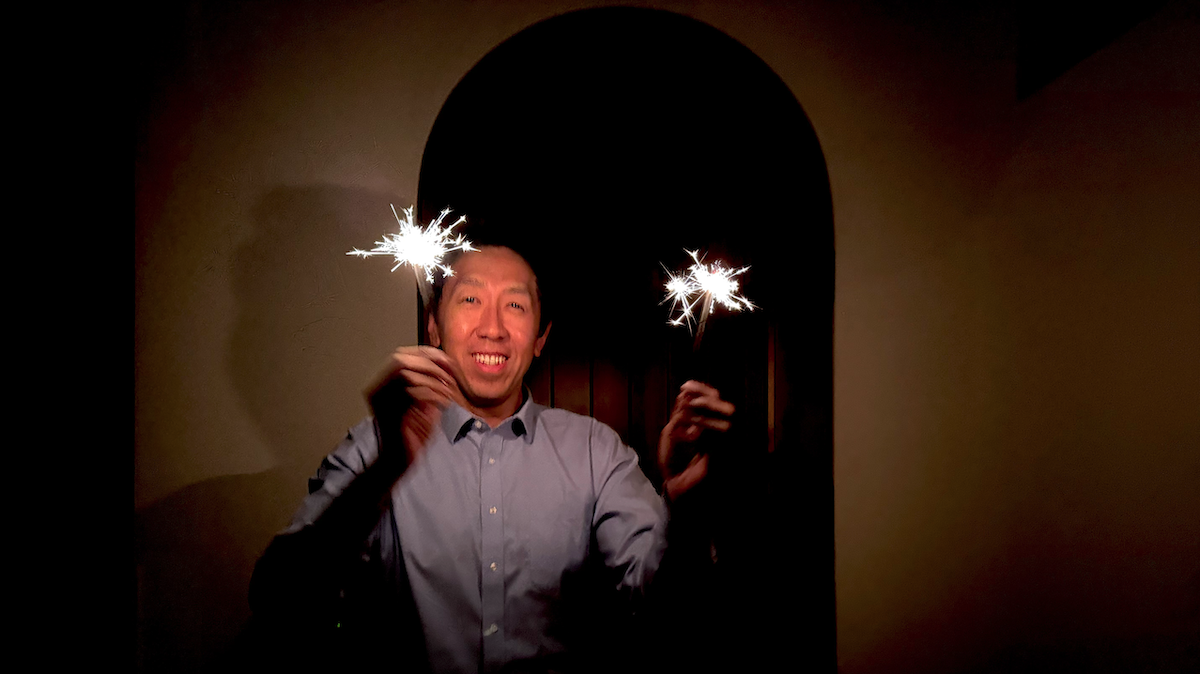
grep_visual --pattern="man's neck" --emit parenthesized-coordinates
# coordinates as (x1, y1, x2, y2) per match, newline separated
(464, 390, 525, 429)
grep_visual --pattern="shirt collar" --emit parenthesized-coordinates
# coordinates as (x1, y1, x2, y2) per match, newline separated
(440, 388, 544, 445)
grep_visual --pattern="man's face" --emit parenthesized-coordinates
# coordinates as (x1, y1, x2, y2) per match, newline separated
(428, 247, 549, 418)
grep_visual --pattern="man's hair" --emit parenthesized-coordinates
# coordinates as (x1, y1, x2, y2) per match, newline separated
(427, 244, 552, 338)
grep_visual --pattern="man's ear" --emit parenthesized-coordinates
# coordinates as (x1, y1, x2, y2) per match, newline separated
(427, 312, 441, 347)
(533, 321, 551, 357)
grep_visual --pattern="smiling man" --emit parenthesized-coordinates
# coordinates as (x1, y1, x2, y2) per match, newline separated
(249, 245, 734, 674)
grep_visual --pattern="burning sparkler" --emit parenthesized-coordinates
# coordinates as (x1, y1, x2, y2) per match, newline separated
(347, 204, 476, 301)
(663, 249, 753, 350)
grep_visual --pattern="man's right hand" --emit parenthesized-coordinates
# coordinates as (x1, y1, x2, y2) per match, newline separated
(366, 346, 468, 468)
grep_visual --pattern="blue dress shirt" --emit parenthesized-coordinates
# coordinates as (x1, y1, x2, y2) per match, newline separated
(282, 396, 669, 673)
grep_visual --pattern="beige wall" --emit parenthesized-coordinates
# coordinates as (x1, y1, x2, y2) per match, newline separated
(135, 1, 1199, 671)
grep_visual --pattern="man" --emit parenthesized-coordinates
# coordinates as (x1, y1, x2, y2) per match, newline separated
(249, 245, 733, 673)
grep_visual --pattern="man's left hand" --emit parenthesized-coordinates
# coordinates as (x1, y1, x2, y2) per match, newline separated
(658, 380, 734, 501)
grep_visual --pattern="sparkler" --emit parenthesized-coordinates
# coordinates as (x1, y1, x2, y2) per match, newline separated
(347, 204, 476, 301)
(662, 249, 753, 351)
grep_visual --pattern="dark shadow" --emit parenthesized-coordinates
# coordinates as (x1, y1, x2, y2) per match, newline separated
(1017, 0, 1168, 99)
(136, 471, 296, 673)
(137, 185, 420, 673)
(978, 632, 1200, 673)
(417, 7, 834, 671)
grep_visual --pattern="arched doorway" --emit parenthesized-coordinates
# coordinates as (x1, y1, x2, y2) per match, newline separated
(418, 7, 834, 670)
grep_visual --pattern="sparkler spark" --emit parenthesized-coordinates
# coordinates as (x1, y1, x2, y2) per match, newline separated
(663, 249, 753, 334)
(348, 204, 476, 299)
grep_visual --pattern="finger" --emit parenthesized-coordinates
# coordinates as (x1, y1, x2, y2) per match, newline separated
(686, 416, 731, 433)
(369, 351, 442, 393)
(391, 351, 458, 386)
(676, 382, 732, 413)
(671, 417, 730, 442)
(673, 396, 734, 420)
(411, 347, 469, 403)
(414, 344, 451, 362)
(679, 380, 719, 399)
(397, 371, 459, 402)
(682, 395, 735, 418)
(407, 385, 454, 406)
(414, 346, 460, 379)
(385, 356, 467, 407)
(412, 368, 467, 410)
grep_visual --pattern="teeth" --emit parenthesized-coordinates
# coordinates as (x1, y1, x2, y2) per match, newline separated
(475, 354, 507, 366)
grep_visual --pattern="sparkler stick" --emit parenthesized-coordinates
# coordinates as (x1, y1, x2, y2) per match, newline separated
(347, 204, 476, 302)
(662, 249, 753, 352)
(693, 293, 713, 352)
(662, 250, 753, 536)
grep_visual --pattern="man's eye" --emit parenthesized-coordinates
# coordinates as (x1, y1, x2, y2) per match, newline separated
(508, 302, 525, 311)
(461, 296, 478, 304)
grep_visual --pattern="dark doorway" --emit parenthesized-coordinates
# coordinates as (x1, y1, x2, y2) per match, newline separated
(418, 7, 834, 671)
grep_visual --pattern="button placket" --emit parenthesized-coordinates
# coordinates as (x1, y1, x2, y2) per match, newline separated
(478, 430, 505, 665)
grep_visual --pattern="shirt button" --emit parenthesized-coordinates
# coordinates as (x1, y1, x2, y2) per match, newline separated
(488, 458, 495, 465)
(489, 506, 497, 514)
(475, 421, 484, 430)
(490, 562, 497, 571)
(484, 623, 498, 636)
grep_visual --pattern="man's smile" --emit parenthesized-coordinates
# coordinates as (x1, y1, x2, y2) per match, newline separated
(473, 352, 509, 368)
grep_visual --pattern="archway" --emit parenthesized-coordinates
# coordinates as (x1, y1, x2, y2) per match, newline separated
(418, 7, 834, 669)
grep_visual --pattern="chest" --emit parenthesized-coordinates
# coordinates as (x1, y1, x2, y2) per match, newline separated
(390, 433, 595, 590)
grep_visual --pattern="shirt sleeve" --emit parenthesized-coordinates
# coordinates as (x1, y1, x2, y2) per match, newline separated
(249, 417, 393, 616)
(283, 418, 381, 534)
(588, 419, 670, 600)
(244, 418, 429, 669)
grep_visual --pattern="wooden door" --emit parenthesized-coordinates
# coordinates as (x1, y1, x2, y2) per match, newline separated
(417, 7, 835, 670)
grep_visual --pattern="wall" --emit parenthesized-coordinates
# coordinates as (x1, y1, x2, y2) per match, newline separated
(135, 1, 1199, 671)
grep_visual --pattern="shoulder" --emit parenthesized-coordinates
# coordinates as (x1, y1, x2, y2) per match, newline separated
(533, 407, 635, 472)
(534, 407, 621, 444)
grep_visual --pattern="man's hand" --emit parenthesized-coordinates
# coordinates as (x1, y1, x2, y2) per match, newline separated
(366, 345, 468, 468)
(658, 380, 734, 501)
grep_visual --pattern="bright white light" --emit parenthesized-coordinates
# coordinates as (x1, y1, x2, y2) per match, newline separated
(348, 205, 476, 290)
(663, 249, 753, 332)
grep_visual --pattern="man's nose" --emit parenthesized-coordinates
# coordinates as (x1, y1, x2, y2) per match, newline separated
(475, 302, 508, 339)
